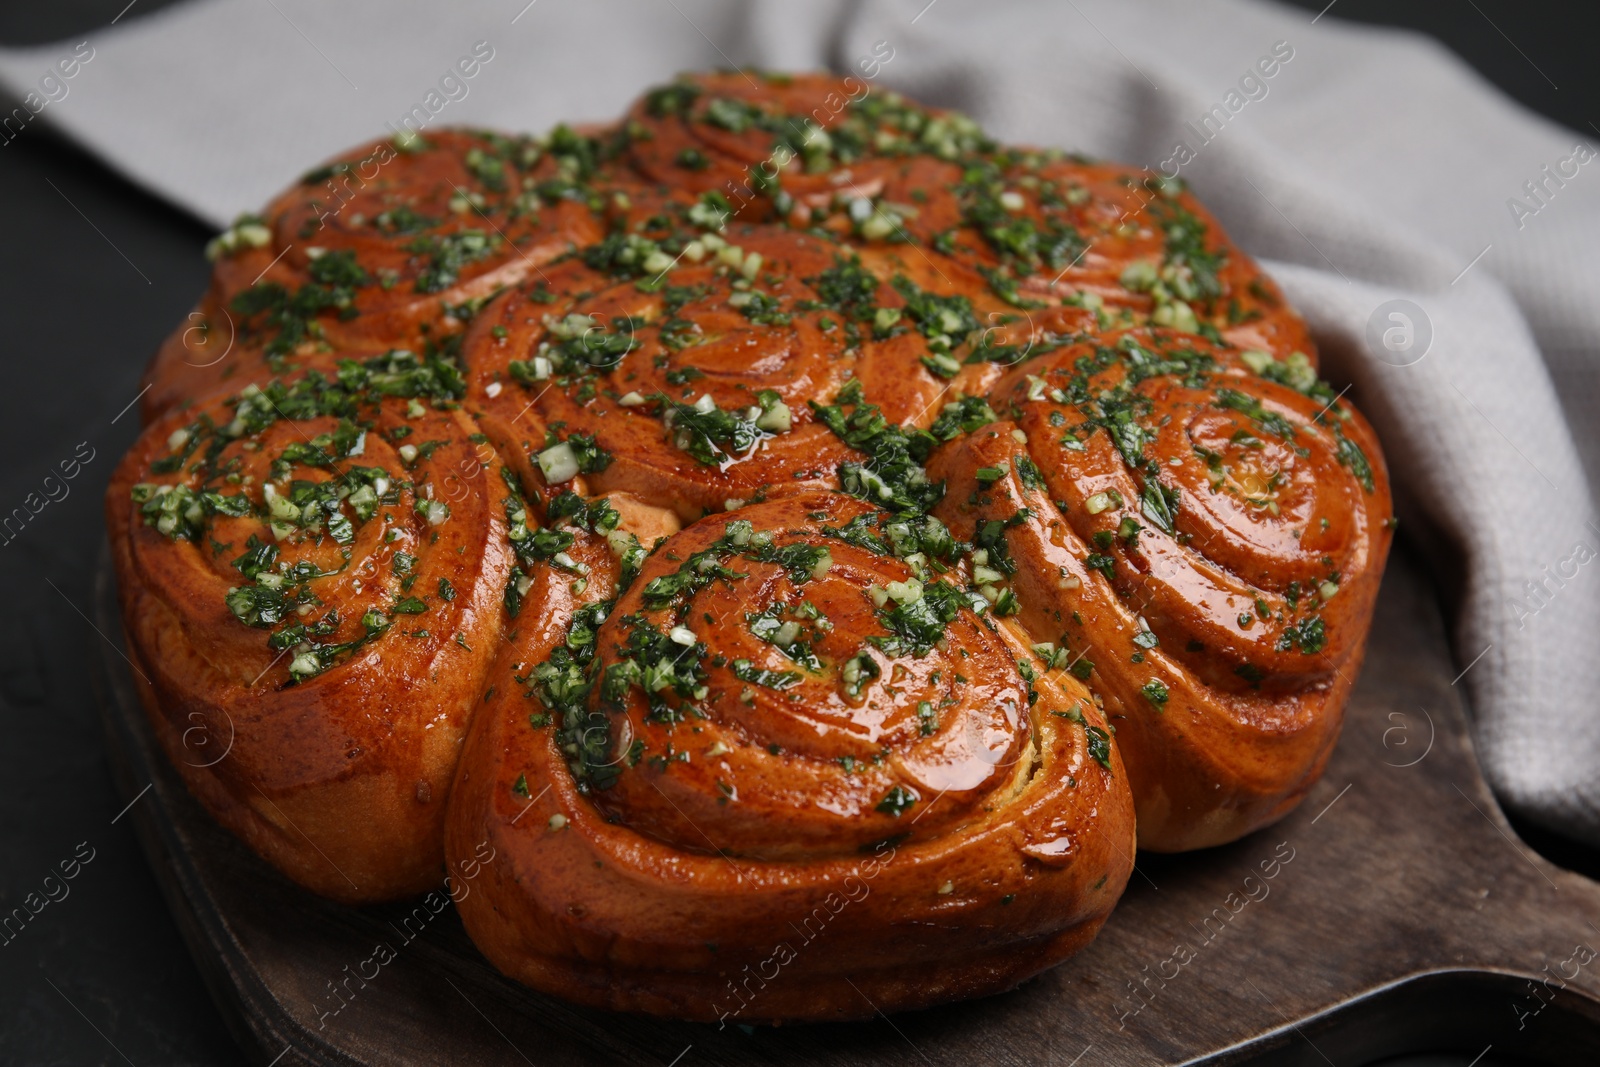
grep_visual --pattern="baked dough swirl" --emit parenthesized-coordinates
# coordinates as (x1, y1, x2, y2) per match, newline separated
(462, 225, 955, 520)
(928, 328, 1390, 849)
(107, 356, 511, 900)
(447, 492, 1134, 1020)
(111, 68, 1392, 1020)
(623, 71, 1312, 360)
(142, 129, 610, 419)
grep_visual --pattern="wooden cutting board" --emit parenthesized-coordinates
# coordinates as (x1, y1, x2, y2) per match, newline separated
(91, 546, 1600, 1065)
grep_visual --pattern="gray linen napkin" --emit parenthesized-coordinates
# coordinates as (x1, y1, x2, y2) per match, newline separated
(5, 0, 1597, 848)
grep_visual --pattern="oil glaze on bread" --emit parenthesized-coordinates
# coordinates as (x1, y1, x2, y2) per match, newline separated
(107, 70, 1391, 1020)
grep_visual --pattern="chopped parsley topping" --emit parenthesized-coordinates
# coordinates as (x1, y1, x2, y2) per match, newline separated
(408, 230, 496, 293)
(1276, 616, 1327, 655)
(806, 258, 882, 322)
(840, 648, 880, 698)
(544, 430, 613, 474)
(229, 250, 369, 358)
(659, 391, 782, 465)
(810, 381, 941, 513)
(876, 784, 919, 817)
(531, 602, 618, 791)
(1085, 725, 1113, 770)
(1140, 479, 1180, 536)
(644, 81, 701, 116)
(747, 604, 825, 672)
(959, 160, 1087, 274)
(927, 396, 997, 441)
(1149, 198, 1225, 304)
(868, 579, 968, 658)
(1084, 552, 1116, 582)
(511, 313, 639, 383)
(1215, 389, 1296, 440)
(1333, 426, 1375, 492)
(730, 659, 801, 690)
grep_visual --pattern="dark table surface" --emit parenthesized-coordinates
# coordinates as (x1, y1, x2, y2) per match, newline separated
(0, 1, 1593, 1063)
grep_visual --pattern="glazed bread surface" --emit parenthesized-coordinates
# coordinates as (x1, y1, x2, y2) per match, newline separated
(108, 69, 1392, 1018)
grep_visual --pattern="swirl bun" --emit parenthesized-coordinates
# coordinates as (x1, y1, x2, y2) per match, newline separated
(447, 492, 1133, 1020)
(142, 129, 611, 419)
(110, 69, 1391, 1020)
(622, 72, 1310, 362)
(928, 328, 1391, 849)
(107, 356, 512, 900)
(462, 225, 949, 519)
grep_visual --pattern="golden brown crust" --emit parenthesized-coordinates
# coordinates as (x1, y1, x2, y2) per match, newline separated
(107, 367, 512, 900)
(928, 328, 1392, 849)
(141, 129, 610, 420)
(111, 69, 1392, 1019)
(446, 493, 1134, 1021)
(620, 71, 1310, 361)
(460, 225, 954, 520)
